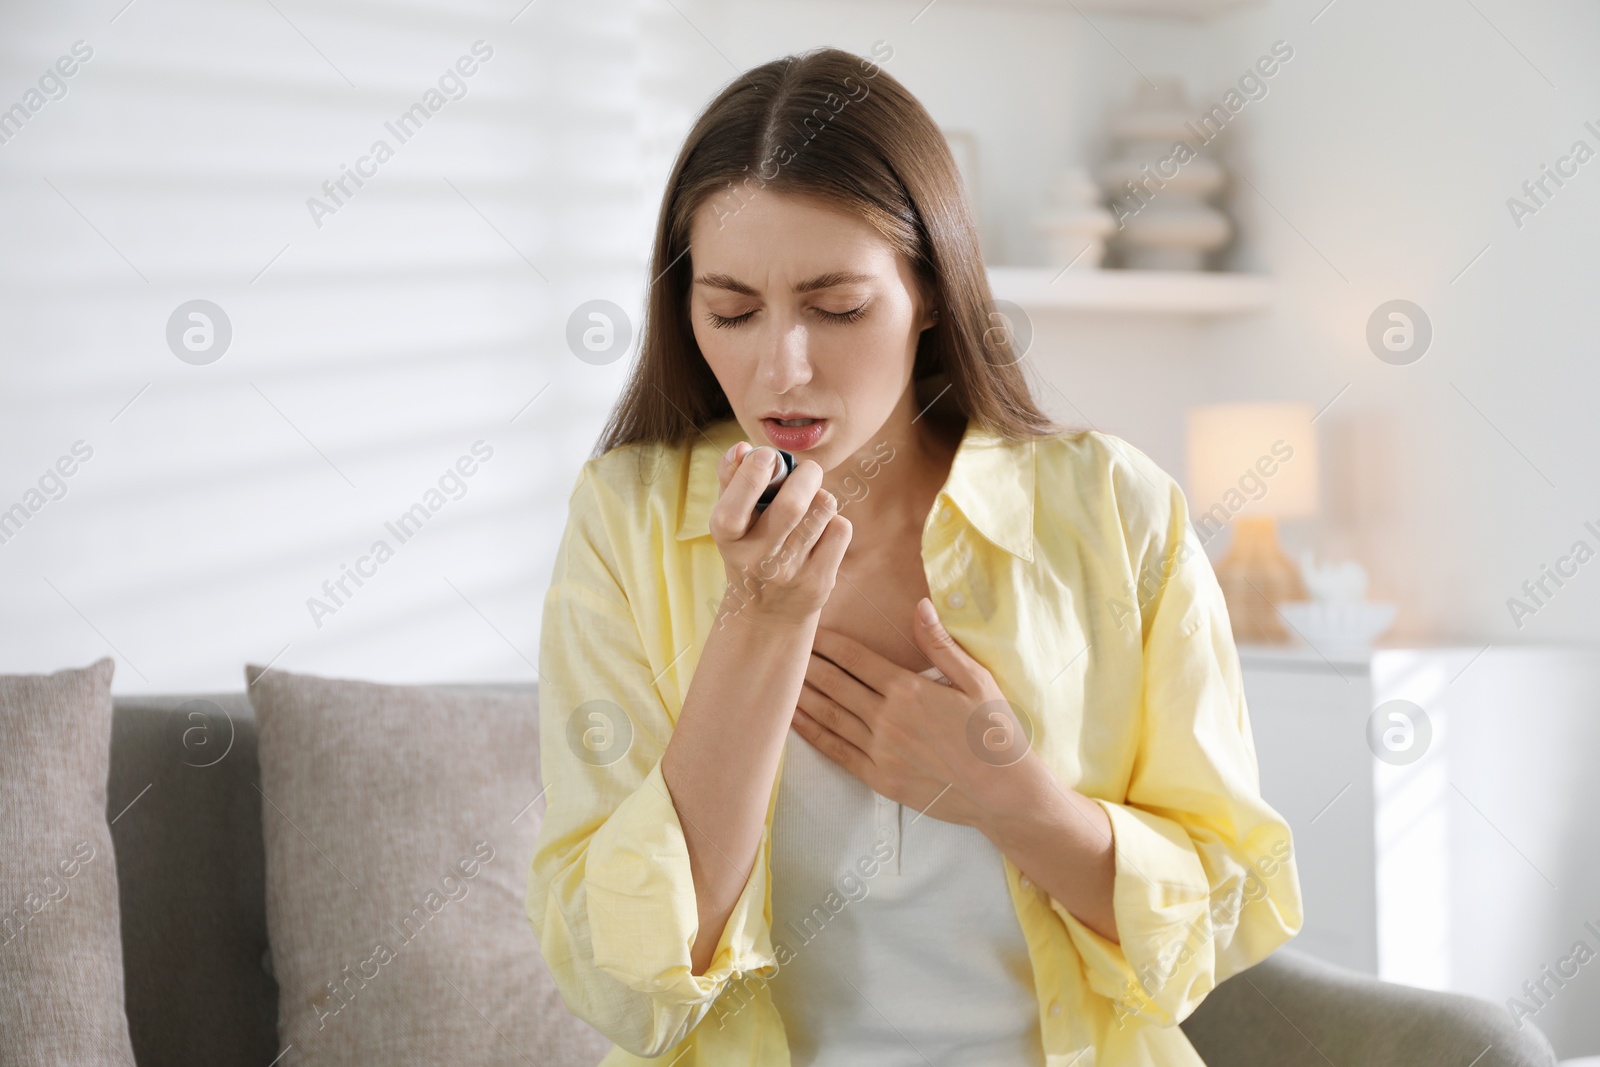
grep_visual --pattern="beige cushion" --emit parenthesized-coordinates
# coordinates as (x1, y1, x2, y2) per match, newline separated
(0, 656, 137, 1064)
(244, 664, 611, 1066)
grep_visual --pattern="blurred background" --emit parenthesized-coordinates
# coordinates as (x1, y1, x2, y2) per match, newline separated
(2, 0, 1597, 1058)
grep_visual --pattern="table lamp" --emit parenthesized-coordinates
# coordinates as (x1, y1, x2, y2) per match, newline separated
(1186, 402, 1318, 643)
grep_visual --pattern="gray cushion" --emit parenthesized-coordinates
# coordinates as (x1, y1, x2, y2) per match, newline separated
(245, 663, 612, 1065)
(0, 657, 137, 1065)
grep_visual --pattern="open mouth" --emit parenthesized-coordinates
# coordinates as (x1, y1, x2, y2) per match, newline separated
(761, 418, 827, 451)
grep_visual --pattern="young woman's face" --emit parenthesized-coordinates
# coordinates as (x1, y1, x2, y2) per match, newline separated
(686, 190, 936, 471)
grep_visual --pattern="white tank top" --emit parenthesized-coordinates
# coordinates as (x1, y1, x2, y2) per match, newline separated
(765, 665, 1046, 1066)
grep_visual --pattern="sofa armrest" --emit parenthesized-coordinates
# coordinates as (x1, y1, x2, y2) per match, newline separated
(1180, 947, 1559, 1067)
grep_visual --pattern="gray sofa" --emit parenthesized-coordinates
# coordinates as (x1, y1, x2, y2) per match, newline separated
(104, 685, 1560, 1066)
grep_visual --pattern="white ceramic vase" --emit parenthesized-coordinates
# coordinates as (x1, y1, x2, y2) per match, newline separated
(1096, 79, 1232, 271)
(1033, 166, 1116, 269)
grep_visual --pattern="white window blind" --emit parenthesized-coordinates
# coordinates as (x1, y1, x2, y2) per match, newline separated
(0, 0, 671, 687)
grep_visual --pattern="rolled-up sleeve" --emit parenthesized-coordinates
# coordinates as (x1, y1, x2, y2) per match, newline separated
(1050, 462, 1304, 1029)
(526, 463, 779, 1058)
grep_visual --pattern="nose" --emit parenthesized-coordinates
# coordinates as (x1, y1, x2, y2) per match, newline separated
(756, 317, 813, 393)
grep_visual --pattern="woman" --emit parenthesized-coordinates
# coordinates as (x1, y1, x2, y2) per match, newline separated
(527, 45, 1302, 1067)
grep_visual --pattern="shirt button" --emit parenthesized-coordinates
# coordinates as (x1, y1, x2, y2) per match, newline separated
(938, 504, 953, 524)
(1019, 875, 1032, 889)
(946, 591, 965, 609)
(1049, 1000, 1062, 1017)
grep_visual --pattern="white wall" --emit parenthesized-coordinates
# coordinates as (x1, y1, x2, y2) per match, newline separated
(0, 0, 655, 689)
(1194, 0, 1600, 648)
(13, 0, 1591, 690)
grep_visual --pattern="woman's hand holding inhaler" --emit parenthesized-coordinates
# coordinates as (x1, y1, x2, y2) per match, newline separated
(710, 442, 852, 626)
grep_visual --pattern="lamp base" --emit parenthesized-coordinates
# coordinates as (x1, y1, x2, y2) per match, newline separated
(1213, 517, 1308, 643)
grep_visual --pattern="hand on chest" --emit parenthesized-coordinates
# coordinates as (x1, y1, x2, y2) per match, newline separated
(792, 592, 1037, 831)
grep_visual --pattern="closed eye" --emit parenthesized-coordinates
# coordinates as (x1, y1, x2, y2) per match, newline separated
(706, 310, 755, 330)
(706, 304, 869, 330)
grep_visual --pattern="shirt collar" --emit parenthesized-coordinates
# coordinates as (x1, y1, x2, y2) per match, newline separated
(674, 414, 1036, 562)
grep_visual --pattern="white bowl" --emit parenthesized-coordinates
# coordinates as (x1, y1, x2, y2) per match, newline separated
(1277, 600, 1397, 657)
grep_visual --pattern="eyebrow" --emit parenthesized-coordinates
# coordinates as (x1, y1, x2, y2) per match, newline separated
(692, 270, 877, 296)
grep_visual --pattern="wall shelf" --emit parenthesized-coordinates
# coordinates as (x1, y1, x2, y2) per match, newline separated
(987, 265, 1275, 317)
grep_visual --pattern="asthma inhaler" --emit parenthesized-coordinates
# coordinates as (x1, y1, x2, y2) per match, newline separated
(752, 447, 796, 514)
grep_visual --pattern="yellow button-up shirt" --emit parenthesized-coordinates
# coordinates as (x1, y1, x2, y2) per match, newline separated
(527, 413, 1304, 1067)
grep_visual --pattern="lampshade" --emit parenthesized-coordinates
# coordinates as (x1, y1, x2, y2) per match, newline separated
(1186, 403, 1318, 524)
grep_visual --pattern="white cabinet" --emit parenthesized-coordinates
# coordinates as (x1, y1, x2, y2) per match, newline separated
(1239, 644, 1380, 974)
(1238, 638, 1600, 1033)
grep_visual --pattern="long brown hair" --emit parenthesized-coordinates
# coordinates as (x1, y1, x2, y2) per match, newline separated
(592, 44, 1068, 461)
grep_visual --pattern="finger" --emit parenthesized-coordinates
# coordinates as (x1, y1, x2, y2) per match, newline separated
(792, 704, 871, 776)
(806, 648, 884, 717)
(775, 488, 837, 565)
(913, 597, 981, 691)
(717, 441, 754, 491)
(732, 444, 780, 502)
(813, 511, 852, 575)
(711, 446, 781, 540)
(811, 626, 901, 696)
(795, 681, 871, 749)
(754, 455, 820, 529)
